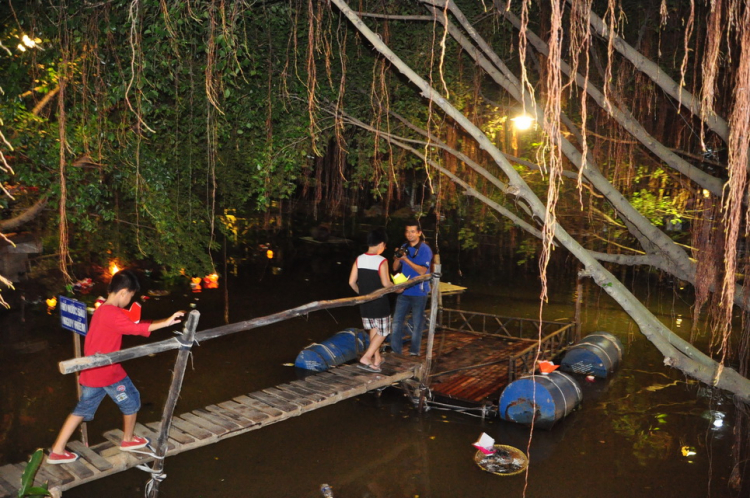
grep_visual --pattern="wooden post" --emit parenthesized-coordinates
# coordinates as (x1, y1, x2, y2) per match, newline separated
(72, 333, 88, 446)
(146, 310, 200, 498)
(574, 272, 583, 343)
(419, 258, 441, 410)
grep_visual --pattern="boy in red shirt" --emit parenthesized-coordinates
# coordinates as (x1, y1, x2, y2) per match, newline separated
(47, 270, 184, 464)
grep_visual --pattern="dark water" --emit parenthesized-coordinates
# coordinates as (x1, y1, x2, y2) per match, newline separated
(0, 261, 737, 497)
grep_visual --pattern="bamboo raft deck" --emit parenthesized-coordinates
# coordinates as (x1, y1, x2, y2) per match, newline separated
(0, 358, 421, 498)
(407, 309, 575, 405)
(425, 333, 532, 403)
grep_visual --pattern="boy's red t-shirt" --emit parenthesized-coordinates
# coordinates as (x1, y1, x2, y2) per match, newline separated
(79, 304, 152, 388)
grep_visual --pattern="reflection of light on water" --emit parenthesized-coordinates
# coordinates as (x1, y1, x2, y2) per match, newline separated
(675, 317, 682, 327)
(681, 446, 697, 457)
(712, 411, 725, 430)
(701, 410, 727, 432)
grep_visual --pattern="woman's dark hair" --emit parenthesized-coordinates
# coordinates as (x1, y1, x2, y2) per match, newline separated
(367, 228, 388, 247)
(108, 269, 141, 294)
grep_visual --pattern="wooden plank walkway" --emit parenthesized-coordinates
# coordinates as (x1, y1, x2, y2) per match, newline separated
(0, 358, 421, 497)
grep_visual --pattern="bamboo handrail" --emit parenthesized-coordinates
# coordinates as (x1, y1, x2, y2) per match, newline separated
(58, 274, 432, 375)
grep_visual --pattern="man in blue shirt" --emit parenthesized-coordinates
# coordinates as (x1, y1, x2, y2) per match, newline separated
(390, 219, 433, 355)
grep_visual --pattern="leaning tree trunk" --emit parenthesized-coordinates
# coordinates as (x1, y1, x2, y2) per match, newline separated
(422, 1, 750, 312)
(329, 0, 750, 403)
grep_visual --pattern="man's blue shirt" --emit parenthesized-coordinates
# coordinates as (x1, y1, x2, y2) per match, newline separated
(401, 242, 433, 296)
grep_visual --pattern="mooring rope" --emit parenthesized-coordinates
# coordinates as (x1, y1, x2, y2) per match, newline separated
(130, 444, 167, 495)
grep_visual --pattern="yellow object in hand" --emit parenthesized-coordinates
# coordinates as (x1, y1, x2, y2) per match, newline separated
(392, 273, 409, 285)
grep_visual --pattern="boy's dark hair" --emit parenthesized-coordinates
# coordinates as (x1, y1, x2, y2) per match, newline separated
(108, 269, 141, 294)
(367, 228, 388, 247)
(404, 218, 422, 232)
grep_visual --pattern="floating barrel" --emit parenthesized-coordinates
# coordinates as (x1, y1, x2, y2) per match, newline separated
(295, 329, 370, 371)
(560, 332, 623, 378)
(498, 371, 582, 429)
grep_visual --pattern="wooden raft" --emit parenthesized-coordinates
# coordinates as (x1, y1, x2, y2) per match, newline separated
(0, 358, 421, 497)
(427, 333, 531, 403)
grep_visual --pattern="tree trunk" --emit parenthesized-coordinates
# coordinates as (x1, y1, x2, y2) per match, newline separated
(329, 0, 750, 403)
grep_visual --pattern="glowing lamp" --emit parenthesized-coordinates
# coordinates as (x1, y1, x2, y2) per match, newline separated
(266, 249, 274, 259)
(109, 261, 120, 275)
(511, 114, 534, 131)
(203, 273, 219, 289)
(702, 189, 710, 198)
(46, 297, 57, 308)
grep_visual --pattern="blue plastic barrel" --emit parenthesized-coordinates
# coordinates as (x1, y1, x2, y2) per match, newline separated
(498, 371, 582, 429)
(295, 329, 370, 371)
(560, 332, 623, 378)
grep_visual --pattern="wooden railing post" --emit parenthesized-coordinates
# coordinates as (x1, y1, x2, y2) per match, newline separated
(419, 260, 441, 410)
(574, 272, 583, 343)
(146, 310, 200, 498)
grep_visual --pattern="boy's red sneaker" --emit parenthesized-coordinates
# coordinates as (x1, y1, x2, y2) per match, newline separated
(120, 435, 150, 452)
(47, 450, 79, 464)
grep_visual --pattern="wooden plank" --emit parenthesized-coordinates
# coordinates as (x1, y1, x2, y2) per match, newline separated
(0, 464, 23, 490)
(30, 462, 59, 487)
(289, 379, 335, 397)
(192, 408, 243, 431)
(0, 475, 16, 497)
(145, 422, 197, 446)
(248, 391, 301, 413)
(180, 412, 228, 435)
(306, 375, 365, 395)
(217, 400, 271, 424)
(43, 456, 95, 481)
(67, 440, 113, 471)
(314, 372, 361, 387)
(0, 464, 24, 489)
(296, 377, 342, 394)
(263, 387, 315, 407)
(101, 430, 151, 466)
(135, 423, 176, 452)
(328, 366, 372, 380)
(37, 462, 75, 485)
(170, 417, 214, 440)
(276, 383, 327, 402)
(205, 404, 259, 427)
(0, 477, 12, 498)
(234, 395, 284, 417)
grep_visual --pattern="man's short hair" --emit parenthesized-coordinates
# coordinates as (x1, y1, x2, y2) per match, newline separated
(404, 218, 422, 232)
(108, 269, 141, 295)
(367, 228, 388, 247)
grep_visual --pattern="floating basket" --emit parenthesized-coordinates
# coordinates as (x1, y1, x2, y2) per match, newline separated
(473, 444, 529, 476)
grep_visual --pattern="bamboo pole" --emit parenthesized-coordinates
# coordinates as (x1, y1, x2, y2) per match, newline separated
(574, 272, 583, 343)
(72, 333, 88, 446)
(146, 310, 200, 498)
(419, 259, 441, 410)
(58, 275, 431, 375)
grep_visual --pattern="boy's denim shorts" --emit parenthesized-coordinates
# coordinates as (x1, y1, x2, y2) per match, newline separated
(72, 376, 141, 421)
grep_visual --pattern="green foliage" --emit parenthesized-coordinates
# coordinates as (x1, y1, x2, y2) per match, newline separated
(18, 449, 50, 497)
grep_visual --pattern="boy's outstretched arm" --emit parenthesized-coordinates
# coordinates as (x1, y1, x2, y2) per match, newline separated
(148, 311, 185, 332)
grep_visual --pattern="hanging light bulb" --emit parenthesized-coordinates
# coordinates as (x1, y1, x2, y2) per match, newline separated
(511, 114, 535, 131)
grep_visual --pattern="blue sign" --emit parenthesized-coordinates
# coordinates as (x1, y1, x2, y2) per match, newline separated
(59, 296, 88, 336)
